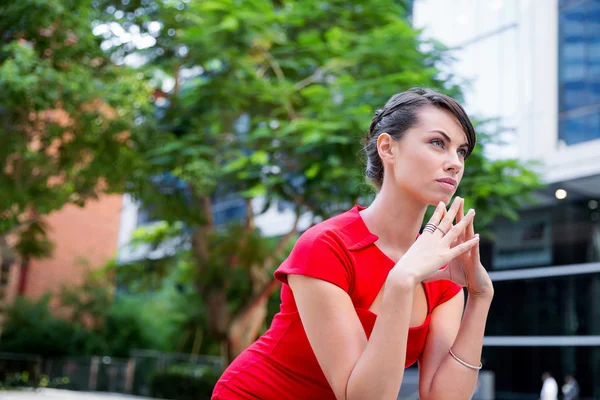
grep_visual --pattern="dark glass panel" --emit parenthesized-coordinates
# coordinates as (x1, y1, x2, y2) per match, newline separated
(487, 274, 600, 336)
(560, 114, 587, 145)
(483, 346, 600, 399)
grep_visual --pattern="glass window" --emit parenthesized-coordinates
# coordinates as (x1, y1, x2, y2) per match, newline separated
(491, 199, 600, 270)
(483, 346, 600, 399)
(562, 81, 587, 113)
(558, 0, 600, 145)
(560, 114, 588, 145)
(487, 274, 600, 336)
(590, 112, 600, 141)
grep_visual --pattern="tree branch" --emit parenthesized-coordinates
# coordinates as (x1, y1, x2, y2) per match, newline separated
(245, 198, 254, 231)
(1, 214, 43, 237)
(231, 277, 280, 323)
(293, 60, 355, 91)
(262, 50, 297, 120)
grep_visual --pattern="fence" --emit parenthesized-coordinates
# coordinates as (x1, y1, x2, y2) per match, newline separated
(0, 351, 496, 399)
(0, 350, 221, 397)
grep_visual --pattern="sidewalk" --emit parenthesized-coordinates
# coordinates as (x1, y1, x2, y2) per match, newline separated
(0, 389, 159, 400)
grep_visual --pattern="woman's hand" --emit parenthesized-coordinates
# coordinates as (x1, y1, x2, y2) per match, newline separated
(423, 198, 494, 299)
(389, 198, 480, 286)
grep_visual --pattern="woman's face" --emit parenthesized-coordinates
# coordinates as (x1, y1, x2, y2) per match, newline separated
(379, 105, 470, 206)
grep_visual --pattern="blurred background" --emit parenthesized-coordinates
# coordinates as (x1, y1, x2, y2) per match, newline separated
(0, 0, 598, 399)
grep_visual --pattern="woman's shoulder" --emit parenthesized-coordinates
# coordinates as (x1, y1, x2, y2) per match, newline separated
(424, 279, 463, 310)
(295, 206, 363, 248)
(295, 205, 377, 253)
(274, 207, 363, 288)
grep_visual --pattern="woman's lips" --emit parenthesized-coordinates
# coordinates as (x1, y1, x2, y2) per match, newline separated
(436, 178, 457, 191)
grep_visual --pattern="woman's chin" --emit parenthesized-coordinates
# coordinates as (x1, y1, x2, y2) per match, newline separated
(428, 194, 454, 206)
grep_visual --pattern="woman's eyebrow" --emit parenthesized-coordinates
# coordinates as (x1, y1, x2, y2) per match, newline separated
(428, 129, 468, 147)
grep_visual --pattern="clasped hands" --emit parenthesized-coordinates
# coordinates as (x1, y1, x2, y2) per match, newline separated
(394, 197, 494, 299)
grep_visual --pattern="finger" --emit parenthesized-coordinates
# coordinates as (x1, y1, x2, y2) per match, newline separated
(425, 201, 447, 228)
(439, 197, 463, 231)
(444, 209, 475, 244)
(455, 197, 464, 225)
(466, 209, 475, 239)
(456, 199, 466, 241)
(473, 233, 480, 259)
(449, 234, 480, 259)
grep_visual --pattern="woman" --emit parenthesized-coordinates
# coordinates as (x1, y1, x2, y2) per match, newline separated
(212, 88, 494, 400)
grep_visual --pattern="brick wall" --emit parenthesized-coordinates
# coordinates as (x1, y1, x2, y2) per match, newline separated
(5, 194, 123, 303)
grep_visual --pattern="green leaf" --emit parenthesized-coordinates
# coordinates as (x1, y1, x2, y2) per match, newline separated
(242, 184, 266, 198)
(250, 151, 268, 165)
(305, 163, 320, 179)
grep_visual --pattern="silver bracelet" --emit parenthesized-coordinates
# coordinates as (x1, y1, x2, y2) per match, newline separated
(448, 347, 482, 370)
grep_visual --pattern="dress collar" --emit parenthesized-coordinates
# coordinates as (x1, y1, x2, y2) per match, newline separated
(338, 205, 380, 251)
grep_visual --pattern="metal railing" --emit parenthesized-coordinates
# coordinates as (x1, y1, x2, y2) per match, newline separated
(0, 350, 221, 397)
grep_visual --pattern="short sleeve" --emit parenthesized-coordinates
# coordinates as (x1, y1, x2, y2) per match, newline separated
(430, 280, 463, 310)
(274, 230, 353, 293)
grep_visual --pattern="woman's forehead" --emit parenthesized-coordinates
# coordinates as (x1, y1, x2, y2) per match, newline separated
(415, 106, 468, 143)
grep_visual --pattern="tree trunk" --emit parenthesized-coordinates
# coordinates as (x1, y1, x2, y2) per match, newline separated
(227, 278, 280, 363)
(0, 236, 15, 335)
(222, 209, 301, 365)
(16, 258, 29, 295)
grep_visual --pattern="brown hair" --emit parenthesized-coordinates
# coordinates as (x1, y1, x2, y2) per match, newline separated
(364, 87, 476, 190)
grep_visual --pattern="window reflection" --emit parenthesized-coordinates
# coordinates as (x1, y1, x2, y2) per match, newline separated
(487, 274, 600, 336)
(491, 198, 600, 270)
(559, 0, 600, 145)
(483, 346, 600, 398)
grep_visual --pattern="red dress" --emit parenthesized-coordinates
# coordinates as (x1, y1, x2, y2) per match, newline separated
(212, 205, 462, 399)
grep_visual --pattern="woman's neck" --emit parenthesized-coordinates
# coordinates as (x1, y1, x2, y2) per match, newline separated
(359, 186, 427, 255)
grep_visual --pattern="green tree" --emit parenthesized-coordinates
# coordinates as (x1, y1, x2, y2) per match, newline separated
(0, 0, 154, 309)
(96, 0, 541, 365)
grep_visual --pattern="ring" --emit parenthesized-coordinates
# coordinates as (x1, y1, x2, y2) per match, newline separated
(423, 223, 437, 234)
(436, 225, 448, 236)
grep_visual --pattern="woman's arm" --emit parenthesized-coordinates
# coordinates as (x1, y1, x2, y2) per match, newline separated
(289, 200, 479, 400)
(289, 271, 417, 400)
(418, 291, 493, 400)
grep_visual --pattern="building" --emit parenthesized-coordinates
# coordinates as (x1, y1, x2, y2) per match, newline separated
(2, 195, 124, 307)
(414, 0, 600, 397)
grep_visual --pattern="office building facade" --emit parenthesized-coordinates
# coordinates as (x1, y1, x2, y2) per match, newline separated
(414, 0, 600, 397)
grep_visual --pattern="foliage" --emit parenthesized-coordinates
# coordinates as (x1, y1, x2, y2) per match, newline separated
(0, 371, 70, 391)
(149, 365, 221, 400)
(0, 287, 172, 358)
(0, 0, 543, 365)
(0, 295, 88, 357)
(89, 0, 540, 228)
(0, 0, 153, 257)
(92, 0, 543, 363)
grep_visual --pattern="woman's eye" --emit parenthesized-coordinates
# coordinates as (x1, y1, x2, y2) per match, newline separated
(431, 139, 444, 148)
(458, 149, 467, 157)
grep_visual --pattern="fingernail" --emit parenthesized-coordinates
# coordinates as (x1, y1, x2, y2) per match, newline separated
(470, 209, 475, 215)
(439, 201, 444, 207)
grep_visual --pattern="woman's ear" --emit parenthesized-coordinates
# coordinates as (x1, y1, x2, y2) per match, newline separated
(377, 132, 395, 165)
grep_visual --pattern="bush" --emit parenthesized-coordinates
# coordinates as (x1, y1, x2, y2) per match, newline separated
(0, 294, 160, 358)
(0, 296, 88, 357)
(0, 371, 70, 390)
(150, 366, 220, 400)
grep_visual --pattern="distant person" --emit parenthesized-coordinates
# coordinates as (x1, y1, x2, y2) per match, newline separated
(540, 372, 558, 400)
(562, 375, 580, 400)
(212, 89, 494, 399)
